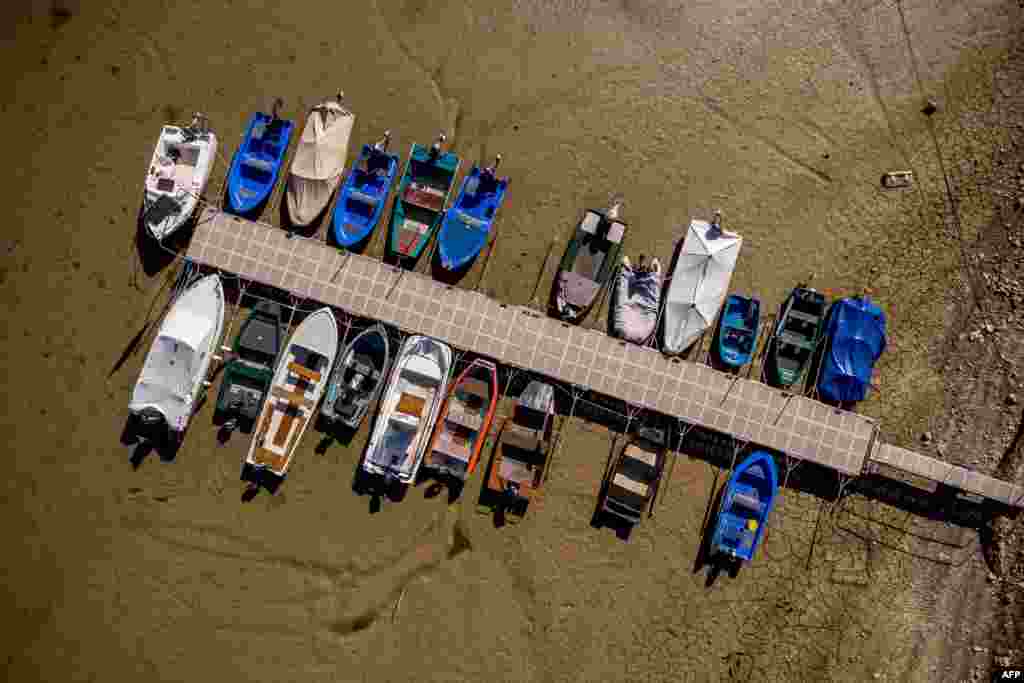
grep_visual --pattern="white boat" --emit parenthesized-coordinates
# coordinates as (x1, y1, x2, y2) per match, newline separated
(612, 255, 661, 344)
(362, 335, 452, 485)
(286, 93, 355, 227)
(245, 307, 339, 478)
(143, 113, 218, 240)
(129, 273, 224, 444)
(661, 214, 742, 355)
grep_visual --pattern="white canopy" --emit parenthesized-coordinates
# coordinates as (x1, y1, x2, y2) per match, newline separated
(663, 220, 742, 354)
(287, 100, 355, 225)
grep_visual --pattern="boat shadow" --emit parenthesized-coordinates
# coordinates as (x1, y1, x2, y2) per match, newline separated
(134, 204, 196, 277)
(428, 247, 474, 287)
(239, 462, 283, 499)
(313, 415, 359, 455)
(120, 417, 181, 469)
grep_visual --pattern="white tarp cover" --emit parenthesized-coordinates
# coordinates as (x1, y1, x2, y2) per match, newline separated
(663, 220, 742, 354)
(287, 100, 355, 226)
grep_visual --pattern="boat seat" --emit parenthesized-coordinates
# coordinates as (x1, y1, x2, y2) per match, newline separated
(243, 155, 273, 172)
(156, 177, 177, 193)
(788, 310, 820, 325)
(403, 182, 445, 212)
(349, 189, 379, 207)
(558, 272, 601, 308)
(351, 359, 374, 379)
(446, 401, 483, 431)
(271, 385, 315, 410)
(396, 392, 426, 418)
(732, 491, 763, 514)
(271, 404, 300, 448)
(457, 210, 487, 229)
(606, 221, 626, 244)
(624, 443, 657, 467)
(612, 472, 649, 497)
(580, 212, 601, 234)
(503, 424, 541, 452)
(459, 377, 490, 399)
(499, 456, 535, 485)
(288, 361, 321, 384)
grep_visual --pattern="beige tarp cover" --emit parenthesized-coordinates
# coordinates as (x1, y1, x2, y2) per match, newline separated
(286, 100, 355, 226)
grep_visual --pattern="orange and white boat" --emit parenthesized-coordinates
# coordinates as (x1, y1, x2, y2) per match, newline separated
(423, 358, 499, 483)
(244, 307, 338, 479)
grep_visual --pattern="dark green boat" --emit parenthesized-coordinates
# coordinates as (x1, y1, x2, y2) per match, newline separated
(387, 134, 460, 262)
(215, 301, 286, 432)
(551, 200, 627, 323)
(764, 287, 827, 390)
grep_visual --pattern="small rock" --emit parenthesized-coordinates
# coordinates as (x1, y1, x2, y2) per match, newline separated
(1007, 393, 1018, 406)
(922, 431, 933, 443)
(984, 323, 995, 334)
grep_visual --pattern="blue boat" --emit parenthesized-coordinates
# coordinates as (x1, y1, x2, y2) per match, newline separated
(816, 296, 887, 406)
(712, 295, 760, 371)
(710, 450, 778, 568)
(331, 132, 399, 248)
(437, 156, 509, 271)
(226, 107, 294, 215)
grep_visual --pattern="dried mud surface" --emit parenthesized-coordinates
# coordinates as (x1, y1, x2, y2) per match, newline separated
(2, 1, 1024, 682)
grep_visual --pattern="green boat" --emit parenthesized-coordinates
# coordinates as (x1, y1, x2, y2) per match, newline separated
(214, 301, 286, 433)
(764, 287, 827, 390)
(387, 134, 460, 261)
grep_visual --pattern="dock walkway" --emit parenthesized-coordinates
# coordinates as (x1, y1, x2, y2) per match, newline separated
(187, 207, 1023, 508)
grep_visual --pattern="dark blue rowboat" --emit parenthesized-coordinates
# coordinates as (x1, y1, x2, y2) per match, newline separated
(226, 111, 293, 215)
(438, 157, 509, 271)
(332, 135, 399, 248)
(710, 450, 778, 564)
(713, 294, 760, 370)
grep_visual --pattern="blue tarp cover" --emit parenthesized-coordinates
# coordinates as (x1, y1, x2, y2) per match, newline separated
(818, 297, 887, 404)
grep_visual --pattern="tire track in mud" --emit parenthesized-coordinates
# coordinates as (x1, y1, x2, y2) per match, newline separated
(370, 0, 462, 145)
(697, 93, 832, 187)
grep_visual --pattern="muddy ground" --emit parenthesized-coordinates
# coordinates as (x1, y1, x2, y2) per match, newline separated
(2, 1, 1024, 681)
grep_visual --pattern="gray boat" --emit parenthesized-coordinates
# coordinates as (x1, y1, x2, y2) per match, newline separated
(320, 323, 391, 430)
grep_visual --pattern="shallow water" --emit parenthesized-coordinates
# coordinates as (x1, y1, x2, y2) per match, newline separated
(1, 1, 1021, 681)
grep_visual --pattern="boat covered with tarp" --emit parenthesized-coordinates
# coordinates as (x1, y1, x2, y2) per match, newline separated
(612, 255, 661, 344)
(816, 296, 887, 405)
(661, 214, 742, 355)
(285, 93, 355, 227)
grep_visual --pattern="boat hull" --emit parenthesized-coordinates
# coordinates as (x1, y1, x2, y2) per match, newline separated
(226, 112, 294, 215)
(244, 307, 339, 478)
(423, 359, 499, 482)
(143, 125, 218, 241)
(710, 450, 778, 564)
(129, 274, 225, 441)
(386, 143, 460, 261)
(551, 209, 627, 324)
(332, 145, 399, 248)
(437, 166, 509, 271)
(362, 335, 452, 484)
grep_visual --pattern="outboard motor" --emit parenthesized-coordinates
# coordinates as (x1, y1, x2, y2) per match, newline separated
(136, 407, 167, 443)
(429, 132, 446, 163)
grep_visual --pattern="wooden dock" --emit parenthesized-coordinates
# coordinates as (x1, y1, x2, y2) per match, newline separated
(187, 207, 1023, 509)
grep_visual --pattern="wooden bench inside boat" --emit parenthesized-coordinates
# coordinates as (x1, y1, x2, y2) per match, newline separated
(396, 392, 426, 419)
(288, 361, 321, 384)
(623, 443, 657, 467)
(502, 423, 542, 454)
(271, 404, 300, 448)
(270, 385, 315, 409)
(252, 447, 288, 472)
(612, 472, 650, 497)
(403, 182, 445, 212)
(433, 428, 471, 462)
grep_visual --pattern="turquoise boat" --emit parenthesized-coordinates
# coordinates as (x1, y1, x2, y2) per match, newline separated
(387, 135, 460, 262)
(711, 295, 760, 372)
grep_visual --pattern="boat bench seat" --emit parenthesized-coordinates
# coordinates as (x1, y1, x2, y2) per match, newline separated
(457, 210, 487, 229)
(271, 385, 314, 410)
(580, 212, 601, 234)
(396, 392, 426, 418)
(349, 189, 379, 207)
(606, 221, 626, 244)
(624, 443, 657, 467)
(788, 310, 820, 325)
(612, 472, 649, 497)
(446, 402, 483, 431)
(502, 424, 541, 453)
(732, 491, 763, 514)
(403, 182, 445, 212)
(243, 155, 274, 172)
(288, 361, 321, 383)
